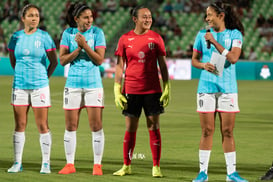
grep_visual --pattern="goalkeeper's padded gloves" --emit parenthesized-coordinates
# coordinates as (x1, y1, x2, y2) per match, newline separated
(114, 82, 127, 110)
(160, 81, 170, 107)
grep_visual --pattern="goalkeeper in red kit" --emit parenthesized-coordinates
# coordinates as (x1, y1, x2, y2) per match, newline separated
(113, 5, 170, 178)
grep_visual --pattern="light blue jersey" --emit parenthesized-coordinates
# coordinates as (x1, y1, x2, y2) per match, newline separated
(8, 29, 56, 89)
(60, 26, 106, 89)
(193, 28, 243, 93)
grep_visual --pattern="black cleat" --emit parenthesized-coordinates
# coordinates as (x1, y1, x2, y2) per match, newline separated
(261, 164, 273, 180)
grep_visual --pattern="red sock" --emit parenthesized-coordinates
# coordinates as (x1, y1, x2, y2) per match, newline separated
(149, 129, 161, 166)
(123, 131, 136, 165)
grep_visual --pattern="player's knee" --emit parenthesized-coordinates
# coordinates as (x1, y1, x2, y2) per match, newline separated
(37, 125, 49, 133)
(202, 127, 214, 137)
(15, 122, 27, 131)
(90, 121, 102, 131)
(221, 128, 233, 138)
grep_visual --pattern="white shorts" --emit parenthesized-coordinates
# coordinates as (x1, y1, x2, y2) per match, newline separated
(11, 86, 51, 108)
(63, 88, 104, 110)
(197, 93, 239, 113)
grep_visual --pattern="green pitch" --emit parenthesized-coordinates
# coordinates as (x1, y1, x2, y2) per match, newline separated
(0, 76, 272, 182)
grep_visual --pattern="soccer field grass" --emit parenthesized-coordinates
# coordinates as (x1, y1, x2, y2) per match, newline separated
(0, 76, 272, 182)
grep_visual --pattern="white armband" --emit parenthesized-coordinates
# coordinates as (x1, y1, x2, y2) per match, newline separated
(221, 49, 229, 56)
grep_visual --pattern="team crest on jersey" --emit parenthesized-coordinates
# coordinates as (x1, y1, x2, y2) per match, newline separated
(35, 40, 41, 48)
(225, 39, 231, 48)
(148, 42, 155, 50)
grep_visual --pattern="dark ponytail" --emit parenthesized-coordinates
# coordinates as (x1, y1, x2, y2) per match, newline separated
(66, 2, 91, 27)
(210, 1, 244, 35)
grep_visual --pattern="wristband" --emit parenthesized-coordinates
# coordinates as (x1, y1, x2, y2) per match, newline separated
(222, 49, 229, 56)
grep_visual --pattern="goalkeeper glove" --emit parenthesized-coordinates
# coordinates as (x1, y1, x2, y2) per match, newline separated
(114, 82, 127, 110)
(160, 81, 170, 107)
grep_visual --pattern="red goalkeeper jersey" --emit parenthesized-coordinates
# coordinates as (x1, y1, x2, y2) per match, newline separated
(115, 30, 166, 94)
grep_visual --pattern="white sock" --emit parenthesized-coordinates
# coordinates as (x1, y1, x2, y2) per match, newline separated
(92, 129, 104, 165)
(64, 130, 76, 164)
(225, 151, 236, 175)
(40, 131, 52, 164)
(13, 131, 25, 164)
(199, 150, 211, 174)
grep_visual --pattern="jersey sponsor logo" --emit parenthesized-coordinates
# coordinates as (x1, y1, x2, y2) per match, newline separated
(138, 51, 145, 63)
(138, 51, 145, 59)
(23, 49, 30, 55)
(148, 38, 155, 40)
(128, 38, 135, 41)
(128, 45, 133, 48)
(148, 42, 155, 50)
(35, 40, 41, 48)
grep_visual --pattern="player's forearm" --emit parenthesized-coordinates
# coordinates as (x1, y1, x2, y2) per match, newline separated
(46, 50, 58, 77)
(59, 47, 81, 66)
(47, 61, 57, 78)
(82, 44, 104, 65)
(192, 58, 205, 70)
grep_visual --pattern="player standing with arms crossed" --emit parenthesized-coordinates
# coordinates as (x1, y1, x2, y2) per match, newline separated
(191, 1, 248, 182)
(58, 2, 106, 175)
(7, 4, 58, 174)
(113, 5, 170, 178)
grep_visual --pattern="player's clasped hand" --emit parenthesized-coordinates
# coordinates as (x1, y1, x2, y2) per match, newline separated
(114, 82, 127, 110)
(160, 81, 170, 107)
(204, 62, 215, 73)
(75, 33, 86, 48)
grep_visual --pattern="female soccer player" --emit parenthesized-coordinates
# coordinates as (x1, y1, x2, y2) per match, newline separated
(191, 1, 248, 182)
(113, 5, 170, 178)
(7, 4, 58, 174)
(58, 2, 106, 176)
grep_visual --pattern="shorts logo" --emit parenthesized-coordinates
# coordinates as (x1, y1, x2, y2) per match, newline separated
(13, 94, 16, 101)
(65, 88, 69, 95)
(40, 93, 46, 103)
(199, 99, 203, 108)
